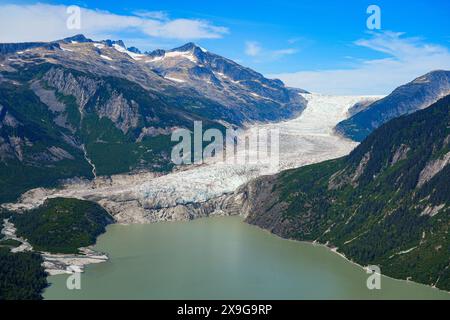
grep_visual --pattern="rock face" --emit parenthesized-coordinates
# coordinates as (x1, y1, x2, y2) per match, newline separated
(346, 97, 382, 116)
(417, 151, 450, 188)
(336, 70, 450, 141)
(42, 68, 100, 111)
(239, 95, 450, 292)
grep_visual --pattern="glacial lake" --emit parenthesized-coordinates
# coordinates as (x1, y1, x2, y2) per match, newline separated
(44, 216, 450, 300)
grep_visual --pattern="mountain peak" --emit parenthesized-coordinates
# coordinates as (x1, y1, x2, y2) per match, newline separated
(412, 69, 450, 83)
(171, 42, 198, 52)
(336, 70, 450, 141)
(145, 42, 207, 59)
(127, 46, 141, 54)
(103, 39, 126, 48)
(63, 34, 93, 43)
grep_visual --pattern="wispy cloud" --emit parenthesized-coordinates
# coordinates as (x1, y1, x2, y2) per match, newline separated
(245, 41, 262, 56)
(132, 10, 169, 21)
(148, 19, 228, 40)
(271, 31, 450, 95)
(0, 3, 229, 43)
(245, 41, 297, 60)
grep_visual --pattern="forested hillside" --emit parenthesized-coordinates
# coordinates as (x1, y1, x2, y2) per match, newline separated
(243, 95, 450, 291)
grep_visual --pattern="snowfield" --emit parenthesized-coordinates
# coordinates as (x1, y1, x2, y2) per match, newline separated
(4, 94, 382, 223)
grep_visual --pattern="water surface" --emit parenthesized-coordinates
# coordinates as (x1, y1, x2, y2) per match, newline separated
(44, 216, 450, 299)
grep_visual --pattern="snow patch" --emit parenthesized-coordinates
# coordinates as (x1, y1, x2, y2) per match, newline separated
(113, 44, 146, 60)
(146, 56, 164, 63)
(100, 55, 113, 61)
(215, 72, 240, 84)
(60, 46, 73, 52)
(165, 51, 197, 62)
(165, 76, 186, 83)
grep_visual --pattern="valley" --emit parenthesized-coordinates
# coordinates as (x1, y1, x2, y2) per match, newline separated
(3, 94, 376, 224)
(0, 32, 448, 300)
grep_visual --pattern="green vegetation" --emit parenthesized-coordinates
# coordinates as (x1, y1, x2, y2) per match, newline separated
(80, 113, 175, 175)
(249, 95, 450, 291)
(0, 79, 93, 203)
(12, 198, 114, 254)
(0, 210, 10, 219)
(0, 198, 112, 300)
(0, 247, 48, 300)
(0, 239, 22, 248)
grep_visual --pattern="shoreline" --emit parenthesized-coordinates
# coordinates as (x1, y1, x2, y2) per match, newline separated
(42, 247, 109, 276)
(1, 218, 109, 276)
(43, 215, 450, 299)
(44, 215, 450, 297)
(243, 219, 450, 296)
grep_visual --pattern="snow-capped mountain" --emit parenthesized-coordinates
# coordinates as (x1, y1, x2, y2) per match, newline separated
(145, 42, 306, 122)
(0, 34, 306, 126)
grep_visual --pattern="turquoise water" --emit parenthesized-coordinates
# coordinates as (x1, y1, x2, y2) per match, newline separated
(44, 216, 450, 300)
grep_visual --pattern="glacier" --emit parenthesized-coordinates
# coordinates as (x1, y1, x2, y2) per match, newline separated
(4, 94, 382, 223)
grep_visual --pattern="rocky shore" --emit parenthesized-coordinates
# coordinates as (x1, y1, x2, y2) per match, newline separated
(1, 218, 108, 275)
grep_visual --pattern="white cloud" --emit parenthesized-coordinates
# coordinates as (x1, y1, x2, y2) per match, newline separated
(271, 31, 450, 95)
(132, 10, 169, 21)
(245, 41, 262, 57)
(0, 3, 228, 43)
(245, 41, 297, 60)
(144, 19, 228, 39)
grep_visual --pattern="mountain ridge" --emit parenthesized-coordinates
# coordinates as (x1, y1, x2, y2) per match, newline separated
(0, 34, 307, 125)
(335, 70, 450, 141)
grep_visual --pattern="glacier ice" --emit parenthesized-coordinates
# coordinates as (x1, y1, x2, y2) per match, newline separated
(4, 94, 382, 223)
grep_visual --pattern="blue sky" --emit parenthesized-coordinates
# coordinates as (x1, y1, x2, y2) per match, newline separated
(1, 0, 450, 94)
